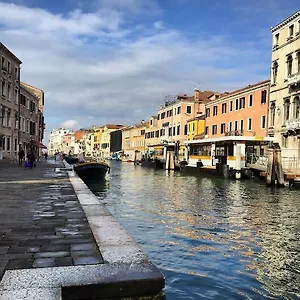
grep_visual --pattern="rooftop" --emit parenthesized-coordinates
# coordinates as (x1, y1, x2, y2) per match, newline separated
(0, 42, 22, 64)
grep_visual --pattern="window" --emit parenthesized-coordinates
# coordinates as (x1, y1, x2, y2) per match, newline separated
(221, 123, 226, 134)
(14, 113, 18, 129)
(173, 127, 175, 136)
(7, 61, 11, 73)
(230, 101, 233, 112)
(1, 56, 6, 70)
(6, 110, 10, 127)
(184, 125, 188, 135)
(239, 97, 245, 109)
(272, 61, 278, 84)
(157, 114, 160, 120)
(161, 112, 165, 119)
(150, 120, 153, 126)
(297, 51, 300, 73)
(1, 80, 5, 97)
(274, 33, 279, 45)
(192, 123, 195, 131)
(222, 103, 227, 114)
(169, 109, 173, 117)
(240, 120, 244, 132)
(261, 116, 266, 129)
(14, 139, 17, 152)
(289, 24, 294, 37)
(177, 106, 181, 114)
(287, 55, 293, 76)
(282, 135, 288, 148)
(284, 99, 290, 121)
(261, 90, 267, 104)
(213, 106, 218, 116)
(15, 89, 18, 104)
(294, 96, 300, 119)
(270, 102, 276, 126)
(6, 137, 10, 151)
(249, 94, 253, 107)
(212, 125, 217, 135)
(205, 126, 209, 135)
(234, 121, 238, 131)
(186, 106, 191, 114)
(155, 130, 159, 137)
(235, 99, 239, 110)
(177, 125, 180, 135)
(206, 108, 210, 117)
(15, 67, 18, 80)
(229, 122, 232, 132)
(248, 118, 252, 131)
(7, 83, 11, 100)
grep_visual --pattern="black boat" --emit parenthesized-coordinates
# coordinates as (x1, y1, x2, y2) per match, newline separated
(74, 161, 110, 180)
(65, 156, 79, 165)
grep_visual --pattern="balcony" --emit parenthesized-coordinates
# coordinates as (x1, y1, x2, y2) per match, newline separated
(224, 130, 244, 136)
(287, 72, 300, 87)
(285, 118, 300, 131)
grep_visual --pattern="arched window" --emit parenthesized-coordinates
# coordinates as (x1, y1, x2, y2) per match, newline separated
(287, 55, 293, 76)
(272, 61, 278, 84)
(284, 99, 290, 121)
(270, 102, 276, 126)
(294, 96, 300, 119)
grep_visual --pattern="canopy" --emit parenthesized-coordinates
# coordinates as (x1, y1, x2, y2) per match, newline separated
(37, 141, 47, 149)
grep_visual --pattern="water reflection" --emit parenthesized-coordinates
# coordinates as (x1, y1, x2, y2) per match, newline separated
(86, 161, 300, 299)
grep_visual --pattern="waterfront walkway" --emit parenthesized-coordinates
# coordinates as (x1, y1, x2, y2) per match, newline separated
(0, 159, 103, 279)
(0, 159, 164, 299)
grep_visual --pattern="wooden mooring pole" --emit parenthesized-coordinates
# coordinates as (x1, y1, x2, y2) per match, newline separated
(266, 146, 285, 187)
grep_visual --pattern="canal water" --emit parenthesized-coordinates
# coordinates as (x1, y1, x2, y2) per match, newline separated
(86, 161, 300, 300)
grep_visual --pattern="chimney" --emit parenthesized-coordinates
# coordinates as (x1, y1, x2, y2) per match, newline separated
(194, 89, 200, 100)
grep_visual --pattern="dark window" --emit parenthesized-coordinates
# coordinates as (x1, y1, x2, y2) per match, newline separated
(173, 127, 175, 136)
(158, 114, 160, 120)
(168, 127, 172, 136)
(177, 106, 181, 114)
(222, 103, 227, 114)
(272, 61, 278, 84)
(248, 118, 252, 130)
(235, 99, 239, 110)
(261, 116, 266, 128)
(184, 125, 188, 135)
(161, 112, 165, 119)
(230, 101, 233, 111)
(213, 106, 218, 116)
(234, 121, 238, 131)
(240, 120, 244, 132)
(155, 130, 159, 137)
(249, 94, 253, 107)
(160, 129, 163, 136)
(205, 126, 209, 135)
(221, 123, 225, 134)
(177, 125, 180, 135)
(239, 97, 245, 109)
(287, 55, 293, 76)
(206, 108, 210, 117)
(169, 110, 173, 117)
(212, 125, 217, 135)
(186, 106, 192, 114)
(261, 90, 267, 104)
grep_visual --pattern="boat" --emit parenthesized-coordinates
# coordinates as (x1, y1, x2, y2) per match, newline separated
(64, 155, 79, 165)
(74, 161, 110, 181)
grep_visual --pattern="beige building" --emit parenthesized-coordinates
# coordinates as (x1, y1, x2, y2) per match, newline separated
(19, 83, 40, 154)
(269, 10, 300, 158)
(100, 124, 123, 158)
(0, 42, 21, 160)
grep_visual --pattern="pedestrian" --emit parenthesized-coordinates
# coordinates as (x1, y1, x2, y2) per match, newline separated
(18, 148, 25, 165)
(44, 152, 48, 160)
(27, 152, 36, 169)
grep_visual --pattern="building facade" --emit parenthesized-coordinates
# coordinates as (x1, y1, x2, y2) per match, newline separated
(19, 84, 40, 155)
(48, 128, 70, 156)
(110, 129, 123, 154)
(269, 10, 300, 158)
(205, 80, 270, 139)
(100, 124, 123, 158)
(0, 42, 21, 160)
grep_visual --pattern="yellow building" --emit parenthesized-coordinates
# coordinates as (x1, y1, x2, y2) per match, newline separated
(187, 115, 206, 140)
(100, 124, 123, 158)
(92, 126, 103, 154)
(122, 121, 148, 160)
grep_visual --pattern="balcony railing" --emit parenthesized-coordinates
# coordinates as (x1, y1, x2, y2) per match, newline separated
(224, 130, 244, 136)
(285, 118, 300, 131)
(287, 72, 300, 87)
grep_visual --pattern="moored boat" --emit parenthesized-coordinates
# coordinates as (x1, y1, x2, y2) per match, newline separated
(74, 161, 110, 181)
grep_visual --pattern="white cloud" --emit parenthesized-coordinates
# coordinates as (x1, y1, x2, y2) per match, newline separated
(0, 1, 270, 142)
(60, 120, 79, 129)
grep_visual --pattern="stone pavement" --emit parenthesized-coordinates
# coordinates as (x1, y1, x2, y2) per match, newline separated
(0, 159, 103, 280)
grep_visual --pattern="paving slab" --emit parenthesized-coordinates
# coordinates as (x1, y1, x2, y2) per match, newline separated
(0, 159, 104, 279)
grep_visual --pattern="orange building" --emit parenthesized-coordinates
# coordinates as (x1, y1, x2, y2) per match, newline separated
(205, 80, 270, 138)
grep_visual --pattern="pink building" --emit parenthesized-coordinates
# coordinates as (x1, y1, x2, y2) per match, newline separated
(61, 133, 73, 154)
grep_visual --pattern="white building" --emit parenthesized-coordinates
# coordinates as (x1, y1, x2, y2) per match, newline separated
(48, 128, 70, 156)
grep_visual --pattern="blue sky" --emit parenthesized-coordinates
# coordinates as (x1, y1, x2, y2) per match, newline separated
(0, 0, 299, 142)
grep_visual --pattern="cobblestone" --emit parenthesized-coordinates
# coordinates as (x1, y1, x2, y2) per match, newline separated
(0, 159, 103, 279)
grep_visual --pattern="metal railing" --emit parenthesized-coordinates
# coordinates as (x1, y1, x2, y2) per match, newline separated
(246, 153, 300, 172)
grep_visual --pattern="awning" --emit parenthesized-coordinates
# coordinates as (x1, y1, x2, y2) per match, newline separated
(37, 141, 47, 149)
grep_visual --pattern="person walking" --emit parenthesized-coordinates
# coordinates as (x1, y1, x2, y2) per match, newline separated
(27, 151, 36, 169)
(18, 148, 25, 166)
(44, 152, 48, 160)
